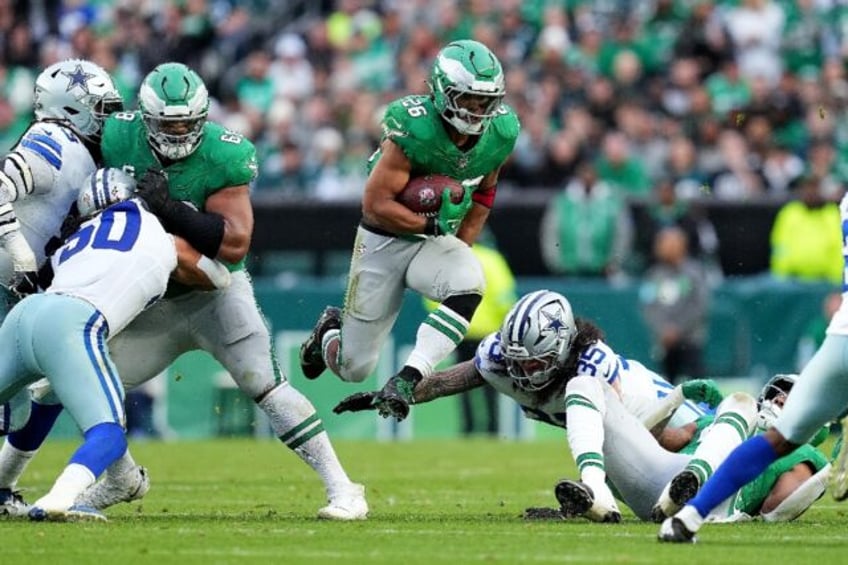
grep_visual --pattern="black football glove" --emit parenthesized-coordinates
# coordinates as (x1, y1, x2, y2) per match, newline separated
(333, 392, 379, 414)
(136, 169, 171, 213)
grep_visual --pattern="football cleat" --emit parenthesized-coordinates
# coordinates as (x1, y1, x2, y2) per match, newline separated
(651, 469, 702, 523)
(75, 465, 150, 510)
(0, 488, 30, 518)
(554, 479, 621, 523)
(318, 482, 368, 521)
(657, 516, 697, 543)
(300, 306, 341, 380)
(29, 504, 107, 522)
(832, 416, 848, 502)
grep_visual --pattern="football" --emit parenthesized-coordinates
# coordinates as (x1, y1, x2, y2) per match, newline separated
(397, 174, 465, 217)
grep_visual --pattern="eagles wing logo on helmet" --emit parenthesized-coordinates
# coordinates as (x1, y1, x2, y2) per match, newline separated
(138, 62, 209, 160)
(429, 40, 505, 136)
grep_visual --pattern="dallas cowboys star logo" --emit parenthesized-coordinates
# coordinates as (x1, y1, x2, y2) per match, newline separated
(62, 64, 96, 94)
(540, 308, 566, 336)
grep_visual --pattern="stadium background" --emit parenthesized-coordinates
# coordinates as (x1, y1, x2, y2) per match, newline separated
(0, 0, 842, 439)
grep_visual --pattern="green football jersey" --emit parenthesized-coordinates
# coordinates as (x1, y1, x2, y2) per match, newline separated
(731, 444, 829, 516)
(680, 415, 829, 517)
(370, 95, 520, 185)
(101, 111, 258, 274)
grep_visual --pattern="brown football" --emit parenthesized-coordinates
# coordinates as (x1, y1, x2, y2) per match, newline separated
(397, 174, 465, 217)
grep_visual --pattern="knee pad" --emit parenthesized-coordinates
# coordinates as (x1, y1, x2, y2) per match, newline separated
(441, 293, 482, 322)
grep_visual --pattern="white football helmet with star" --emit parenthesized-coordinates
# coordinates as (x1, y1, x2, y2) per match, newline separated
(33, 59, 123, 144)
(500, 290, 577, 392)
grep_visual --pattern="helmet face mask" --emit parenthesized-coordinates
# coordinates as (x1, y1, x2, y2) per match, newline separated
(429, 40, 505, 136)
(500, 290, 577, 392)
(33, 59, 123, 143)
(756, 374, 796, 431)
(77, 167, 137, 218)
(138, 62, 209, 160)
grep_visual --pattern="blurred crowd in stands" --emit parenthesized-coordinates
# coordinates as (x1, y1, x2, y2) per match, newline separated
(2, 0, 848, 202)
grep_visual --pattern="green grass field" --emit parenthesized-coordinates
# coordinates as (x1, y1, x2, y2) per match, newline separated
(4, 439, 848, 564)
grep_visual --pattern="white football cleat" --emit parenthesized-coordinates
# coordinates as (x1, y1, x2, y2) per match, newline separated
(0, 488, 30, 518)
(554, 479, 621, 523)
(75, 465, 150, 510)
(318, 483, 368, 521)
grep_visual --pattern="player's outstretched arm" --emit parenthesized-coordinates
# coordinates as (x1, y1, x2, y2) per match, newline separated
(412, 359, 486, 403)
(334, 359, 485, 415)
(171, 236, 231, 290)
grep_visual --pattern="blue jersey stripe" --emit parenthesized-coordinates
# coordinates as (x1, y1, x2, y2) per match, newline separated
(96, 319, 124, 421)
(20, 139, 62, 170)
(83, 312, 120, 423)
(28, 133, 62, 154)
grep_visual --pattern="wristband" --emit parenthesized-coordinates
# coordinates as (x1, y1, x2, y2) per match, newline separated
(196, 255, 231, 289)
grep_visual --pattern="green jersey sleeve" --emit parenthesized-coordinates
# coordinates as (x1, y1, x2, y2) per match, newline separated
(732, 444, 829, 516)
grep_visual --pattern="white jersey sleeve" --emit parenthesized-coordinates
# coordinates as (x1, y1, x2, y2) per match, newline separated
(0, 122, 96, 267)
(47, 198, 176, 336)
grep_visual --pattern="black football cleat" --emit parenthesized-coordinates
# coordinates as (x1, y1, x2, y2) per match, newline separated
(300, 306, 341, 380)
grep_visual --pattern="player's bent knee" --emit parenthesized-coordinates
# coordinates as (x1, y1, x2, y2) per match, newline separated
(339, 356, 377, 383)
(716, 391, 758, 428)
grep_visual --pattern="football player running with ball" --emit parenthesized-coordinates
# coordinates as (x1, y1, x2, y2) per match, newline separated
(300, 40, 520, 420)
(0, 63, 367, 520)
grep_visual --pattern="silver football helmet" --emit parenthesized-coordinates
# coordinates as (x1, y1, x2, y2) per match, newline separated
(77, 168, 137, 219)
(756, 373, 796, 431)
(33, 59, 123, 143)
(500, 290, 577, 392)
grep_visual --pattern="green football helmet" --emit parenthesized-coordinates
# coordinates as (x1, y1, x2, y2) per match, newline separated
(429, 40, 505, 135)
(138, 62, 209, 160)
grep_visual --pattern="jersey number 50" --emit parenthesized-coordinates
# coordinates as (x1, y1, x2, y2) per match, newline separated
(58, 204, 142, 265)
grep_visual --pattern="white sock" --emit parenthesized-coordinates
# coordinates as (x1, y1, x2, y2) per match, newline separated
(35, 463, 96, 511)
(405, 306, 468, 377)
(0, 441, 35, 490)
(676, 504, 704, 532)
(565, 377, 607, 480)
(257, 383, 352, 494)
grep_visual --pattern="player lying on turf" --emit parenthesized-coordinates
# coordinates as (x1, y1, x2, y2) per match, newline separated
(335, 289, 757, 522)
(0, 168, 230, 521)
(702, 374, 831, 523)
